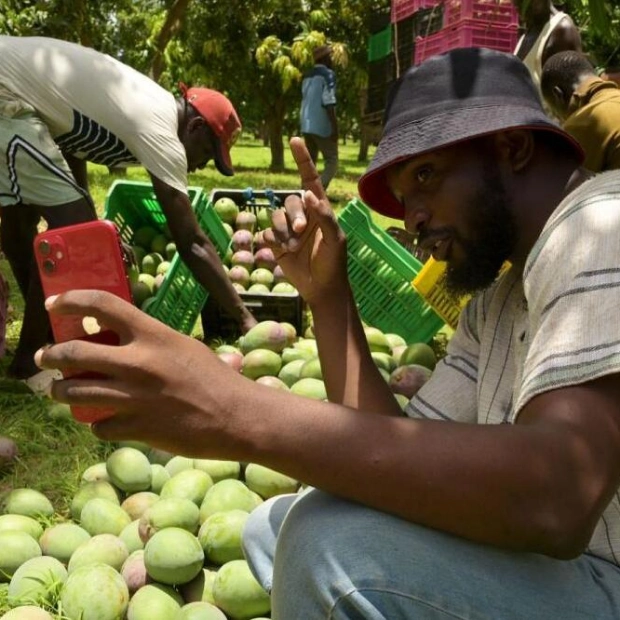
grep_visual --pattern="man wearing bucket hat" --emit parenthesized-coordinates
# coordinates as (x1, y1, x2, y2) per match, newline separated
(39, 48, 620, 617)
(0, 35, 255, 383)
(300, 44, 339, 190)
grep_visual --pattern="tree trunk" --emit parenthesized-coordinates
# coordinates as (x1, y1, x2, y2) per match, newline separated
(261, 122, 269, 146)
(150, 0, 192, 83)
(74, 0, 90, 47)
(268, 119, 285, 172)
(358, 122, 371, 162)
(358, 88, 371, 162)
(268, 98, 287, 172)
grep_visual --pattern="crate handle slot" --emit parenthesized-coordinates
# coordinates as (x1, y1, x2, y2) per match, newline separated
(243, 300, 267, 309)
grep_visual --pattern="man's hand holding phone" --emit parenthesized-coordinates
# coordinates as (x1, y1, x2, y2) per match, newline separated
(34, 220, 134, 423)
(35, 290, 250, 460)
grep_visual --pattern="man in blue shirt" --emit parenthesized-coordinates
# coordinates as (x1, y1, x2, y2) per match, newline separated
(300, 45, 339, 190)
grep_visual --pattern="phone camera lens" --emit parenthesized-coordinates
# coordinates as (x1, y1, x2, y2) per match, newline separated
(38, 240, 51, 256)
(42, 259, 56, 274)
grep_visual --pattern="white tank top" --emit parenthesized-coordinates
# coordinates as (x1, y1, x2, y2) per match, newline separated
(514, 11, 568, 98)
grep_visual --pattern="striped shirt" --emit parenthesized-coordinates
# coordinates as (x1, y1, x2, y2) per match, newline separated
(406, 171, 620, 566)
(0, 36, 188, 193)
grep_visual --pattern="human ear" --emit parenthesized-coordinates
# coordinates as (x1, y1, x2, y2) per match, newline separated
(492, 130, 534, 173)
(551, 85, 569, 118)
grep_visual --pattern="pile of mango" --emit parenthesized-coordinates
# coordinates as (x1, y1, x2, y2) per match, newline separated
(0, 320, 437, 620)
(0, 445, 290, 620)
(216, 319, 437, 407)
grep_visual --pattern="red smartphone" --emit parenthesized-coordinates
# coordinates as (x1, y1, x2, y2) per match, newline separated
(34, 219, 133, 424)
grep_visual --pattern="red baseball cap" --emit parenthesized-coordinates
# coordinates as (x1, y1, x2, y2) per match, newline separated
(179, 83, 242, 176)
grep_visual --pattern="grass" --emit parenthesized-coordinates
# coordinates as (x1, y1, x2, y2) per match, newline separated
(89, 135, 402, 228)
(0, 394, 113, 514)
(0, 137, 445, 615)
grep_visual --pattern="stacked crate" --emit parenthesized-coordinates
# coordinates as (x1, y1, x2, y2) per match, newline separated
(392, 0, 443, 77)
(365, 54, 396, 116)
(364, 3, 421, 119)
(413, 0, 519, 65)
(393, 13, 416, 75)
(368, 24, 392, 64)
(392, 0, 436, 22)
(365, 7, 395, 117)
(369, 0, 519, 118)
(413, 4, 444, 40)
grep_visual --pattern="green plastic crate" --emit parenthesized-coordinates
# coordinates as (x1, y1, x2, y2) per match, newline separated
(338, 198, 444, 344)
(103, 180, 229, 334)
(367, 26, 393, 62)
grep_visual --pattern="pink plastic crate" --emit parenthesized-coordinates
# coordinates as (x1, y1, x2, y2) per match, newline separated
(392, 0, 441, 23)
(414, 29, 447, 64)
(443, 0, 518, 26)
(414, 19, 518, 65)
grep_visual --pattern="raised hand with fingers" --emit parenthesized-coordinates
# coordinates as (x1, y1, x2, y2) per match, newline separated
(262, 137, 348, 306)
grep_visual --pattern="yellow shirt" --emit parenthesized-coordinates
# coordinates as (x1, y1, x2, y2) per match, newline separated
(564, 77, 620, 172)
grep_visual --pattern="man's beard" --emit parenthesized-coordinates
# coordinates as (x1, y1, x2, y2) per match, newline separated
(443, 164, 516, 299)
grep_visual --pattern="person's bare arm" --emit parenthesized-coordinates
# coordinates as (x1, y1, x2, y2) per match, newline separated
(263, 138, 401, 415)
(543, 18, 582, 66)
(149, 174, 256, 333)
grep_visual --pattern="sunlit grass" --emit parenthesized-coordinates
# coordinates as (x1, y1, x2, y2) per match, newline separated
(88, 136, 402, 230)
(0, 394, 113, 515)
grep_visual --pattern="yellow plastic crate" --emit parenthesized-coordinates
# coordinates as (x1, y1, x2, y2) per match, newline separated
(413, 257, 511, 330)
(412, 258, 468, 330)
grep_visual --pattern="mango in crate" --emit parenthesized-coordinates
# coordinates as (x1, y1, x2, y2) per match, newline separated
(141, 252, 164, 277)
(165, 242, 177, 261)
(133, 225, 158, 249)
(150, 233, 168, 255)
(256, 207, 272, 231)
(213, 197, 239, 226)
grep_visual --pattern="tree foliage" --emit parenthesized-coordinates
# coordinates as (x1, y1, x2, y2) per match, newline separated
(562, 0, 620, 68)
(168, 0, 387, 170)
(0, 0, 389, 169)
(0, 0, 617, 170)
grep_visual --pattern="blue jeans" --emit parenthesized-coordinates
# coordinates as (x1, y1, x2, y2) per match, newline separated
(242, 489, 620, 619)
